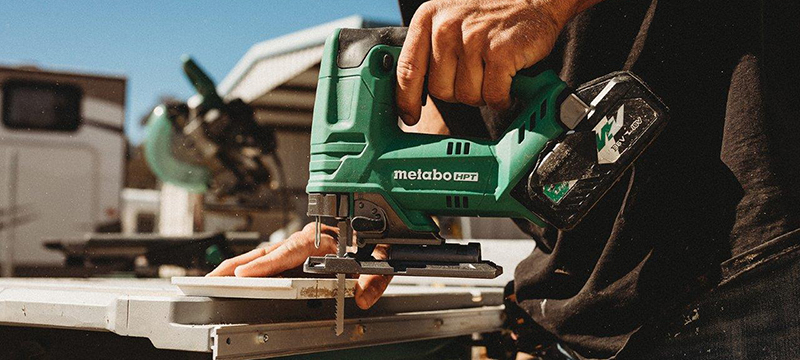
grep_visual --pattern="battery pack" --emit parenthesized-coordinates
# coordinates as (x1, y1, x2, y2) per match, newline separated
(513, 71, 669, 230)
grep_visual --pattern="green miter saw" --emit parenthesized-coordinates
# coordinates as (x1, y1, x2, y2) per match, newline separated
(303, 27, 669, 280)
(144, 56, 283, 206)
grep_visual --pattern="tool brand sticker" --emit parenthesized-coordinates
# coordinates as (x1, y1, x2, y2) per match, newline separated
(593, 105, 626, 164)
(453, 172, 479, 182)
(393, 169, 479, 182)
(592, 100, 659, 165)
(543, 180, 577, 204)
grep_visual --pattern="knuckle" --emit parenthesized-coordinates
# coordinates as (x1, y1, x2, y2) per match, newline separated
(417, 1, 435, 16)
(434, 18, 460, 40)
(396, 58, 422, 85)
(461, 29, 485, 50)
(484, 37, 515, 61)
(408, 4, 433, 29)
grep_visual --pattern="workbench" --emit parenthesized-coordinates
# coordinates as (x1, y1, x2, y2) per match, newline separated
(0, 278, 505, 359)
(0, 239, 531, 359)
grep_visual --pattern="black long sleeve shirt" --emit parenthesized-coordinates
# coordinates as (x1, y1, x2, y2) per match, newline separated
(399, 1, 800, 358)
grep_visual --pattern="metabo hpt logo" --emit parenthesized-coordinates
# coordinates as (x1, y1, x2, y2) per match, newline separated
(393, 169, 479, 182)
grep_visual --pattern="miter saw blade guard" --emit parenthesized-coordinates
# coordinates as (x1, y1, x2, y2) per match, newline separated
(144, 104, 211, 193)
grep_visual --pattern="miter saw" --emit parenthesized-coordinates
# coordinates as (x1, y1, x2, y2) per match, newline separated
(144, 56, 285, 210)
(301, 27, 669, 335)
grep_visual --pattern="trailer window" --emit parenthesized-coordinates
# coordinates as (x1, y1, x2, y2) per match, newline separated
(2, 80, 82, 132)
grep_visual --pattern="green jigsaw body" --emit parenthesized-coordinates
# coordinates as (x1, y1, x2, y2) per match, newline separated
(307, 29, 569, 233)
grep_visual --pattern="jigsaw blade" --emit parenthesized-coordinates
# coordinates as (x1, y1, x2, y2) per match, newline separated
(314, 216, 321, 249)
(334, 220, 350, 336)
(335, 273, 345, 335)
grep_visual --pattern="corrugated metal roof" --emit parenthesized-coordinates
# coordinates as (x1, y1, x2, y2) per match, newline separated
(219, 15, 396, 130)
(226, 45, 324, 104)
(219, 15, 370, 100)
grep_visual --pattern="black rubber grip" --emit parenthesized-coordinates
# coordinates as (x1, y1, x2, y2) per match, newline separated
(337, 27, 408, 69)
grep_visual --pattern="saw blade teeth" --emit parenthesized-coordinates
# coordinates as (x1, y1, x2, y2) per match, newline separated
(314, 217, 321, 249)
(335, 273, 345, 336)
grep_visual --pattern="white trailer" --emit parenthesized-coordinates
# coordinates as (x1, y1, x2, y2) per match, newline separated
(0, 65, 126, 275)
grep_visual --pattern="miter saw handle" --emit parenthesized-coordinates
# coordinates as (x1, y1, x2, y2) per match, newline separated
(181, 55, 224, 109)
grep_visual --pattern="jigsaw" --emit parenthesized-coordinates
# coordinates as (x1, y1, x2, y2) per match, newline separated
(302, 27, 668, 335)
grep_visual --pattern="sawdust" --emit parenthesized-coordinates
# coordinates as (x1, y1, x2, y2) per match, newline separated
(299, 285, 354, 298)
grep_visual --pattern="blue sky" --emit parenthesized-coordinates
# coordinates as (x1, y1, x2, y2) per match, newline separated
(0, 1, 401, 143)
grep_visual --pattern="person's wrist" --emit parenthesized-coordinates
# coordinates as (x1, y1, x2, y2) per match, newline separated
(564, 0, 603, 23)
(513, 0, 572, 40)
(524, 0, 594, 30)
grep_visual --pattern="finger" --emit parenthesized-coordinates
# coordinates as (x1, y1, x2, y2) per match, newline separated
(234, 233, 337, 277)
(355, 274, 392, 309)
(427, 16, 461, 103)
(233, 224, 338, 277)
(482, 58, 514, 110)
(454, 32, 485, 107)
(207, 222, 337, 276)
(354, 245, 392, 309)
(396, 3, 434, 125)
(206, 247, 268, 277)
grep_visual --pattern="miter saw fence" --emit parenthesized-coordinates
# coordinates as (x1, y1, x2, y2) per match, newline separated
(144, 56, 287, 213)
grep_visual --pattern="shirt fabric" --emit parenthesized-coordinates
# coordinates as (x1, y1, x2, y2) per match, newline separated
(399, 1, 800, 358)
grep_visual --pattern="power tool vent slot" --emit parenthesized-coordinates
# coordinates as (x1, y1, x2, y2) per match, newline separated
(445, 196, 470, 208)
(519, 101, 547, 143)
(446, 142, 471, 155)
(539, 101, 547, 122)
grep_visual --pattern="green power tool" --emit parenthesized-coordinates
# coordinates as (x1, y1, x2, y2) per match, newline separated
(303, 27, 668, 334)
(144, 56, 285, 209)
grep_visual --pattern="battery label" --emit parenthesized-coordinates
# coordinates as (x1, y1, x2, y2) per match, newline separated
(593, 100, 657, 164)
(543, 180, 577, 204)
